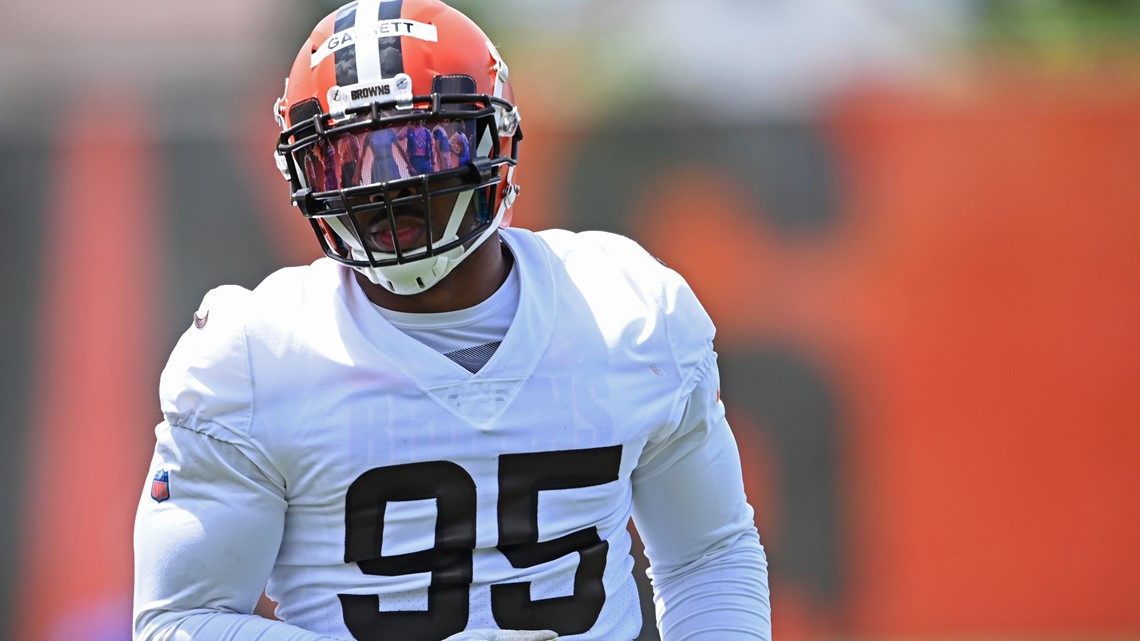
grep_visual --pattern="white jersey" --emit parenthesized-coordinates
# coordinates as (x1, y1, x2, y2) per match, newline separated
(134, 228, 770, 641)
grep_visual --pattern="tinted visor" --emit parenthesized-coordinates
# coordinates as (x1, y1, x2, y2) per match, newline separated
(297, 117, 477, 193)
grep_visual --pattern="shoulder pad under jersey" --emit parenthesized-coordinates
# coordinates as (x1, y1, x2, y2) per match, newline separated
(159, 285, 255, 437)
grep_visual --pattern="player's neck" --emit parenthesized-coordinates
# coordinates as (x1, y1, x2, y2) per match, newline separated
(356, 233, 513, 314)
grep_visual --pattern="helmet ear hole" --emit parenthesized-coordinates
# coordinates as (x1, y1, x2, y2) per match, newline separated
(289, 98, 322, 129)
(431, 74, 477, 98)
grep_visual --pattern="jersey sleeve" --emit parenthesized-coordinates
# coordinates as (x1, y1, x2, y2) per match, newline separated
(133, 423, 338, 640)
(134, 288, 327, 640)
(631, 269, 772, 640)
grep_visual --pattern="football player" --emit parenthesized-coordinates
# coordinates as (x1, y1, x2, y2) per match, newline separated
(132, 1, 771, 640)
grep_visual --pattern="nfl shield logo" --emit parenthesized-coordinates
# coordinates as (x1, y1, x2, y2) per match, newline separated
(151, 469, 170, 503)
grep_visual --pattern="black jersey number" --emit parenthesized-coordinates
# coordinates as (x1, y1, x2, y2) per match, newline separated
(339, 445, 622, 641)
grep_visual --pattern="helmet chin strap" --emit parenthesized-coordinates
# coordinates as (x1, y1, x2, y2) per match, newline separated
(326, 187, 504, 295)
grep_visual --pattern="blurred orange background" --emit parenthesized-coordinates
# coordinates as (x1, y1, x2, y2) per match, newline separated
(1, 2, 1138, 640)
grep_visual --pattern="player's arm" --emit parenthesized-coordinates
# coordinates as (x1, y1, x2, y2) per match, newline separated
(631, 357, 772, 640)
(629, 265, 770, 640)
(134, 286, 338, 641)
(133, 421, 338, 641)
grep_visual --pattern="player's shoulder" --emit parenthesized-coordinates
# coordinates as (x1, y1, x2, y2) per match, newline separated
(247, 258, 342, 311)
(159, 260, 342, 433)
(158, 282, 256, 433)
(167, 282, 255, 364)
(163, 259, 340, 362)
(525, 228, 715, 361)
(529, 228, 671, 293)
(533, 228, 660, 268)
(530, 229, 702, 315)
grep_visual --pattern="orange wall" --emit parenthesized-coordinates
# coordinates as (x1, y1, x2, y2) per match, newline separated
(834, 81, 1140, 636)
(626, 79, 1140, 638)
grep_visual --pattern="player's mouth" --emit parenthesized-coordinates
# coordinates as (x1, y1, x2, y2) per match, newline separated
(369, 218, 427, 253)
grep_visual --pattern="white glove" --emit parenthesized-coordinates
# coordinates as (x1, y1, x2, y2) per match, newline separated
(442, 630, 558, 641)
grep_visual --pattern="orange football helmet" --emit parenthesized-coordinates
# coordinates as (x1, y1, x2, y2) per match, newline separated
(273, 0, 522, 294)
